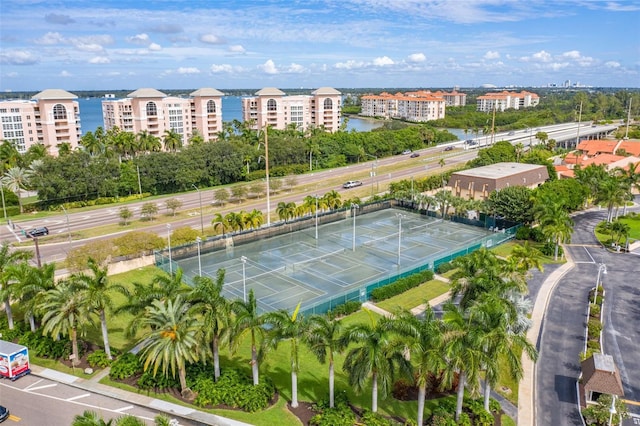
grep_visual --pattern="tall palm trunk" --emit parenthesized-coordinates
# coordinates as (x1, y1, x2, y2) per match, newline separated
(28, 314, 35, 332)
(417, 384, 426, 426)
(484, 379, 491, 411)
(251, 336, 259, 385)
(329, 361, 335, 408)
(291, 370, 298, 408)
(179, 366, 188, 394)
(71, 327, 79, 367)
(99, 310, 112, 359)
(372, 372, 378, 413)
(455, 370, 466, 421)
(212, 336, 220, 381)
(4, 299, 14, 329)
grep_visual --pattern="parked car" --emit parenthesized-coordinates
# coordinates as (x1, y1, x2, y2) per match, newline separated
(443, 146, 454, 151)
(508, 131, 515, 135)
(342, 180, 363, 189)
(410, 152, 420, 158)
(466, 140, 478, 146)
(0, 405, 9, 423)
(26, 227, 49, 238)
(401, 149, 412, 155)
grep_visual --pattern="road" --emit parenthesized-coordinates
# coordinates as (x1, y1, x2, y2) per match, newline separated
(536, 204, 640, 426)
(0, 374, 196, 425)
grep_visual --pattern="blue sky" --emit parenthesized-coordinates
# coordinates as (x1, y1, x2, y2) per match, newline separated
(1, 0, 639, 91)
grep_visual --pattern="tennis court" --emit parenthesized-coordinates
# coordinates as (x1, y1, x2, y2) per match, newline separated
(164, 207, 509, 314)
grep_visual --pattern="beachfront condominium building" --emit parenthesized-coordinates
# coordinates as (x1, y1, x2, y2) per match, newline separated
(102, 88, 224, 144)
(360, 90, 447, 122)
(241, 87, 342, 132)
(476, 90, 540, 113)
(0, 89, 81, 156)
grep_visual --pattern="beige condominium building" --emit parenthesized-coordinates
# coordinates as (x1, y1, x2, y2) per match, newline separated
(241, 87, 342, 132)
(102, 87, 224, 145)
(0, 89, 81, 156)
(360, 90, 450, 122)
(476, 90, 540, 112)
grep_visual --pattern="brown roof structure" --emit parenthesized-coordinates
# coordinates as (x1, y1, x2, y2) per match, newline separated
(581, 353, 624, 397)
(448, 162, 549, 198)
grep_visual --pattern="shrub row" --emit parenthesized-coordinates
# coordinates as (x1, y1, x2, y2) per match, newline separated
(328, 301, 361, 318)
(515, 225, 544, 242)
(18, 331, 71, 359)
(192, 368, 275, 412)
(436, 261, 455, 274)
(370, 270, 434, 302)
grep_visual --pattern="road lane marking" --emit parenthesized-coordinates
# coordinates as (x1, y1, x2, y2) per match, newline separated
(24, 379, 44, 390)
(8, 414, 20, 421)
(66, 393, 91, 401)
(622, 399, 640, 406)
(114, 405, 134, 412)
(26, 383, 58, 391)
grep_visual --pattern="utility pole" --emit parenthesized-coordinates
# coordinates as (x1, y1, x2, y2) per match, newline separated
(575, 101, 583, 148)
(625, 97, 632, 139)
(491, 104, 496, 146)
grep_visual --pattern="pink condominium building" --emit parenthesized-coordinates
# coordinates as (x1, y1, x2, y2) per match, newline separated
(476, 90, 540, 112)
(241, 87, 342, 132)
(102, 87, 224, 144)
(360, 90, 450, 122)
(0, 89, 81, 156)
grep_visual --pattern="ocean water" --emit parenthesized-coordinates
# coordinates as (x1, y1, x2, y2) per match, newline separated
(77, 96, 382, 135)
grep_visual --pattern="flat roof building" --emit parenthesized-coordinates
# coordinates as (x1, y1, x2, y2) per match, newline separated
(241, 87, 342, 132)
(0, 89, 81, 156)
(476, 91, 539, 113)
(448, 162, 549, 199)
(360, 90, 449, 122)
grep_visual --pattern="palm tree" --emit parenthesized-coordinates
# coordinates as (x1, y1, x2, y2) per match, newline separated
(389, 307, 445, 426)
(322, 190, 342, 210)
(40, 280, 93, 366)
(306, 314, 347, 408)
(534, 196, 574, 260)
(188, 270, 230, 382)
(72, 410, 113, 426)
(8, 262, 55, 331)
(245, 209, 264, 230)
(276, 201, 296, 222)
(136, 130, 161, 154)
(212, 212, 230, 234)
(262, 303, 308, 408)
(596, 174, 630, 222)
(0, 242, 32, 329)
(231, 289, 266, 385)
(341, 311, 410, 413)
(434, 189, 454, 219)
(71, 258, 120, 359)
(2, 166, 33, 213)
(441, 302, 487, 421)
(136, 296, 200, 398)
(163, 129, 182, 152)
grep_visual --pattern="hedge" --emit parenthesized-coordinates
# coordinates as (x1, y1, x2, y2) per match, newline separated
(370, 270, 434, 302)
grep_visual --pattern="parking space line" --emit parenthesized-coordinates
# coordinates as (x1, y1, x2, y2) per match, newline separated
(24, 379, 44, 390)
(114, 405, 134, 412)
(27, 383, 58, 391)
(66, 393, 91, 401)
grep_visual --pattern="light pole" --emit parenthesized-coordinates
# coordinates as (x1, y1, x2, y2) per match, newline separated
(364, 153, 377, 196)
(608, 395, 616, 426)
(60, 205, 72, 247)
(167, 223, 173, 275)
(592, 263, 607, 305)
(264, 126, 271, 227)
(410, 176, 414, 202)
(192, 184, 204, 234)
(396, 213, 405, 266)
(196, 236, 202, 277)
(241, 256, 247, 302)
(0, 183, 6, 222)
(315, 195, 319, 240)
(351, 203, 359, 252)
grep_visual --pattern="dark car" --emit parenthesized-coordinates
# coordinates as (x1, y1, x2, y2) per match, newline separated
(508, 131, 515, 136)
(410, 152, 420, 158)
(26, 227, 49, 238)
(443, 146, 454, 151)
(0, 405, 9, 423)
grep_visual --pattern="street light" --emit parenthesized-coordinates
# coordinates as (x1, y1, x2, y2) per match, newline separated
(167, 223, 173, 275)
(364, 153, 378, 196)
(351, 203, 359, 252)
(192, 184, 204, 234)
(241, 256, 248, 302)
(314, 195, 319, 240)
(61, 205, 72, 248)
(608, 395, 617, 426)
(396, 213, 405, 266)
(196, 236, 202, 277)
(592, 263, 607, 305)
(0, 183, 6, 222)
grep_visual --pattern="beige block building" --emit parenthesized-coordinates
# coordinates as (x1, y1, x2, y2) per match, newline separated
(0, 89, 81, 156)
(360, 90, 448, 122)
(448, 162, 549, 199)
(241, 87, 342, 132)
(476, 90, 540, 112)
(102, 87, 224, 145)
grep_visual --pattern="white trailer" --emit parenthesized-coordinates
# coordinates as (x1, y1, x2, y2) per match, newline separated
(0, 339, 30, 380)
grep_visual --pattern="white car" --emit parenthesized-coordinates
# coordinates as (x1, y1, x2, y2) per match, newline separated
(343, 180, 363, 189)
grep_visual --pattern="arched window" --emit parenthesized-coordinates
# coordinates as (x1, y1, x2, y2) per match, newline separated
(146, 102, 157, 116)
(323, 98, 333, 110)
(53, 104, 67, 120)
(207, 100, 216, 113)
(267, 99, 277, 111)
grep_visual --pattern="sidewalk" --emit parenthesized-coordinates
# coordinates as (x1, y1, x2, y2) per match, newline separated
(517, 249, 575, 426)
(29, 364, 252, 426)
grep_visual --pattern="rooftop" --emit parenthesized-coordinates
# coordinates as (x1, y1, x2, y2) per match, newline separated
(127, 88, 167, 98)
(452, 162, 546, 179)
(32, 89, 78, 100)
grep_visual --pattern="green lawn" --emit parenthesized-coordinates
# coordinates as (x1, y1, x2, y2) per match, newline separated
(376, 279, 450, 312)
(595, 213, 640, 245)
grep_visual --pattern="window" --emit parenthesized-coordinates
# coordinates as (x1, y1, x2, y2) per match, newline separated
(146, 102, 158, 116)
(267, 99, 277, 111)
(207, 100, 216, 113)
(53, 104, 67, 120)
(323, 98, 333, 110)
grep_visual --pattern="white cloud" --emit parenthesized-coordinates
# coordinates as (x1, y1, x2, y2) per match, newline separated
(548, 62, 569, 71)
(75, 43, 104, 53)
(59, 70, 72, 77)
(605, 61, 621, 68)
(34, 32, 66, 45)
(228, 45, 246, 54)
(285, 63, 305, 73)
(177, 67, 200, 74)
(532, 50, 552, 62)
(260, 59, 278, 74)
(562, 50, 581, 59)
(0, 50, 39, 65)
(199, 34, 224, 44)
(210, 64, 234, 73)
(6, 72, 18, 77)
(335, 60, 366, 70)
(484, 51, 500, 60)
(89, 56, 110, 64)
(373, 56, 394, 66)
(407, 53, 426, 63)
(148, 43, 162, 51)
(127, 33, 150, 44)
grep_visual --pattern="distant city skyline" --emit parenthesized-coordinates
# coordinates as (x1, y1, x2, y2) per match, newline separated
(1, 0, 639, 92)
